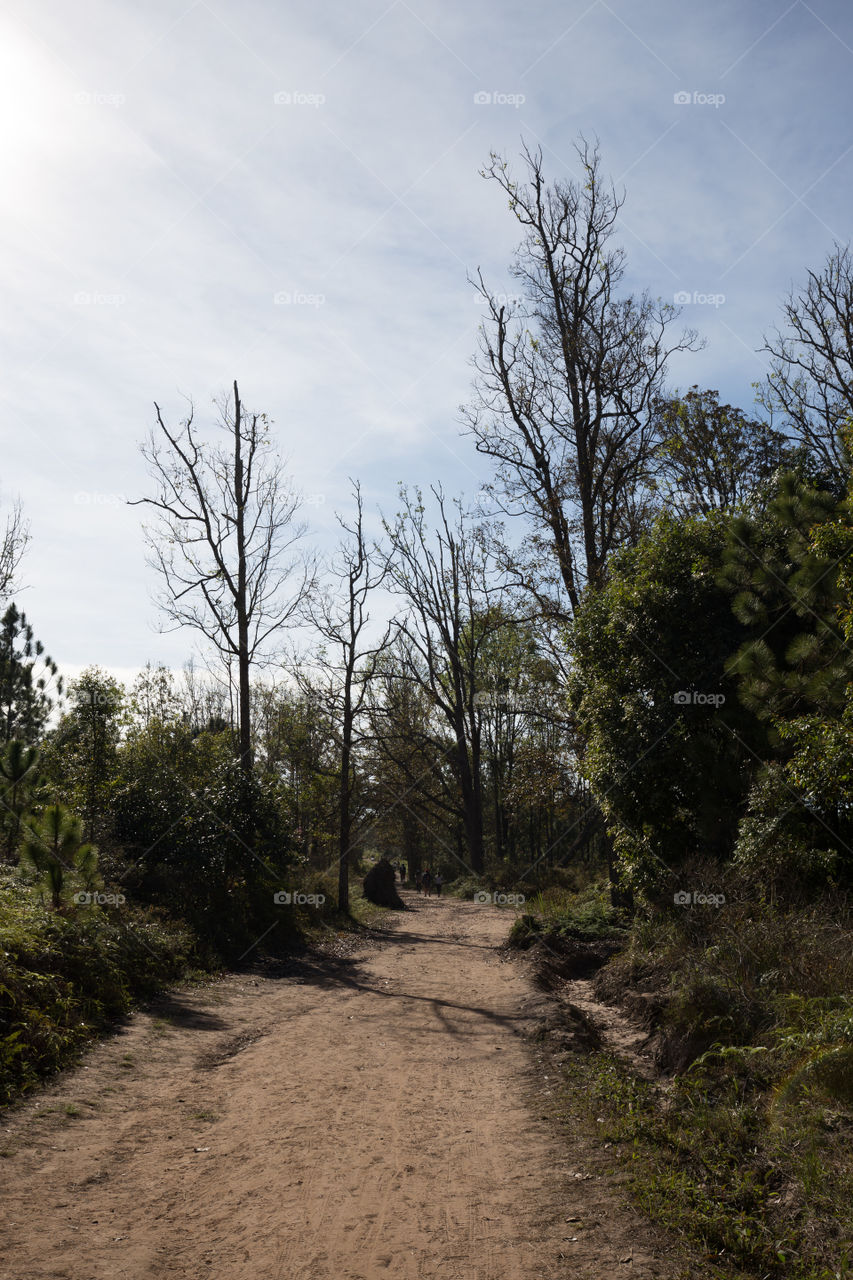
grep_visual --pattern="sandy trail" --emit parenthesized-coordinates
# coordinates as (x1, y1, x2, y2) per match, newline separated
(0, 893, 680, 1279)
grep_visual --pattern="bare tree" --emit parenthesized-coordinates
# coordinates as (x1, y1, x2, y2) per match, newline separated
(301, 481, 392, 912)
(0, 497, 29, 603)
(760, 242, 853, 478)
(383, 487, 513, 874)
(463, 139, 700, 620)
(132, 381, 313, 775)
(364, 657, 447, 883)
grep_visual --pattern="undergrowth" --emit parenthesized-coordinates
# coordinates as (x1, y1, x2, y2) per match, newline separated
(0, 871, 203, 1105)
(546, 891, 853, 1279)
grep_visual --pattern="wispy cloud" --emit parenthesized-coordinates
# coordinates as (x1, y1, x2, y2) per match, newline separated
(0, 0, 850, 678)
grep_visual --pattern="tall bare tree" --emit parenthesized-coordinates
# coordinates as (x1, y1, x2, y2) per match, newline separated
(0, 497, 29, 603)
(301, 481, 392, 912)
(463, 139, 700, 620)
(365, 657, 446, 883)
(383, 487, 513, 874)
(760, 241, 853, 478)
(132, 381, 312, 776)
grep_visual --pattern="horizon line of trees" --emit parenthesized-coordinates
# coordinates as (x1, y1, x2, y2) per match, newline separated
(2, 136, 853, 950)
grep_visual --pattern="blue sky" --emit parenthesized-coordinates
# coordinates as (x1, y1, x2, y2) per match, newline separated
(1, 0, 852, 686)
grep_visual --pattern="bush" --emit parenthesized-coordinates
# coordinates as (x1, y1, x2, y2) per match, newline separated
(362, 858, 403, 908)
(509, 882, 628, 946)
(559, 892, 853, 1277)
(0, 872, 203, 1105)
(111, 721, 297, 956)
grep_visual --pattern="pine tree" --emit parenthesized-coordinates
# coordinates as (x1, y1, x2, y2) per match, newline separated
(0, 739, 42, 861)
(0, 604, 62, 743)
(721, 438, 853, 890)
(721, 472, 850, 725)
(19, 804, 99, 910)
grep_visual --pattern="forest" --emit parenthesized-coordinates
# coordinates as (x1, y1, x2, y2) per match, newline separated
(3, 141, 853, 1278)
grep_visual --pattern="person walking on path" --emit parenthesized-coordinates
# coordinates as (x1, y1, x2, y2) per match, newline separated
(434, 872, 443, 897)
(422, 868, 433, 897)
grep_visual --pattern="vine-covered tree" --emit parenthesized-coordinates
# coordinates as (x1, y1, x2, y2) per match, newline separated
(721, 457, 853, 890)
(569, 511, 755, 895)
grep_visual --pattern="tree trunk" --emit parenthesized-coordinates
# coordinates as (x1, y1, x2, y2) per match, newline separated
(604, 828, 633, 910)
(232, 382, 253, 778)
(338, 696, 353, 914)
(402, 809, 420, 881)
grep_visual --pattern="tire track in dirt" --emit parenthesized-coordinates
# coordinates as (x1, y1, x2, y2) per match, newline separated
(1, 894, 685, 1279)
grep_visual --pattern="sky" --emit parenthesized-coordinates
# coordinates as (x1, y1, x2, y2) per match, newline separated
(1, 0, 852, 690)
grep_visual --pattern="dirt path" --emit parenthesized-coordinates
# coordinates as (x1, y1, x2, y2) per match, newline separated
(0, 894, 683, 1280)
(562, 977, 658, 1079)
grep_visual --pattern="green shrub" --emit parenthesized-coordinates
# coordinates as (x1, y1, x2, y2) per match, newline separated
(0, 873, 202, 1105)
(563, 894, 853, 1277)
(509, 882, 628, 944)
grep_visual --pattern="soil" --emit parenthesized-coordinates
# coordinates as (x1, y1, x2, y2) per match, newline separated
(0, 892, 689, 1279)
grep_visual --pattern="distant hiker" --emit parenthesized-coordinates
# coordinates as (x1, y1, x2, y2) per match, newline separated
(399, 862, 407, 883)
(415, 871, 423, 893)
(434, 872, 443, 896)
(422, 868, 433, 896)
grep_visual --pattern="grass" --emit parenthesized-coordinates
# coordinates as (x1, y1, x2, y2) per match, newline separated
(446, 863, 590, 905)
(557, 1044, 853, 1279)
(540, 891, 853, 1279)
(512, 882, 628, 942)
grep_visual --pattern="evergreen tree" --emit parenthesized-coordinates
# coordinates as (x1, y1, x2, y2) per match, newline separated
(721, 445, 853, 890)
(0, 739, 42, 862)
(19, 803, 99, 910)
(0, 604, 62, 743)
